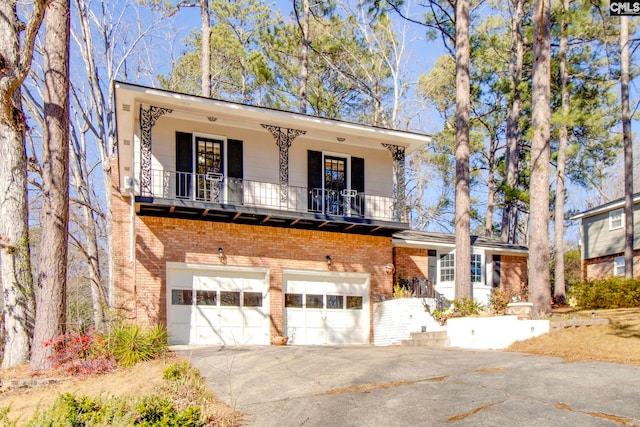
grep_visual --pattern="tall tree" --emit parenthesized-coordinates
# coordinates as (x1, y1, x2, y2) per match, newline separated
(0, 0, 48, 369)
(296, 0, 310, 113)
(31, 0, 70, 371)
(528, 0, 552, 316)
(200, 0, 211, 97)
(620, 15, 634, 278)
(501, 0, 525, 244)
(553, 0, 570, 305)
(454, 0, 471, 299)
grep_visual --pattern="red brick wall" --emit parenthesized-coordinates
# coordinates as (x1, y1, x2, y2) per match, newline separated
(111, 158, 136, 317)
(394, 247, 429, 282)
(500, 255, 528, 297)
(114, 199, 394, 339)
(584, 250, 640, 280)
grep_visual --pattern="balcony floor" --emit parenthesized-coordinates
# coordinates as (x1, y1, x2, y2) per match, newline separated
(135, 196, 409, 237)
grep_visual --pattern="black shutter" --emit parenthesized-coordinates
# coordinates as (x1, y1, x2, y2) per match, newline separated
(227, 139, 243, 203)
(176, 132, 192, 198)
(308, 150, 322, 211)
(351, 156, 365, 216)
(493, 255, 501, 288)
(227, 139, 243, 179)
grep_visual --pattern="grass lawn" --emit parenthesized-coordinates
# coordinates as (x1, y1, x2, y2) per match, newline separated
(507, 308, 640, 365)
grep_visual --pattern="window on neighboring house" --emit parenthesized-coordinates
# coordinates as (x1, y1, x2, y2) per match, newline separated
(471, 254, 482, 283)
(609, 209, 624, 230)
(440, 253, 455, 282)
(614, 256, 625, 276)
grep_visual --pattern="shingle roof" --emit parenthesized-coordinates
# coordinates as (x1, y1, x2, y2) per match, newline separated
(392, 230, 528, 253)
(570, 192, 640, 220)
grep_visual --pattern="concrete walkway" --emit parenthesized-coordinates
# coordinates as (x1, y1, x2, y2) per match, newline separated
(174, 345, 640, 426)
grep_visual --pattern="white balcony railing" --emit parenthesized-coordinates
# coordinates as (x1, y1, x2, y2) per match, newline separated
(145, 169, 401, 222)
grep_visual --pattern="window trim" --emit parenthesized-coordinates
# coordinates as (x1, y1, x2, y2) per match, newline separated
(439, 252, 455, 282)
(609, 209, 624, 231)
(613, 256, 625, 277)
(471, 253, 483, 283)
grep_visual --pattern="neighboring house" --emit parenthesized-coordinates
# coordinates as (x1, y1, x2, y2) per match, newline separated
(393, 231, 528, 305)
(572, 194, 640, 280)
(112, 81, 528, 346)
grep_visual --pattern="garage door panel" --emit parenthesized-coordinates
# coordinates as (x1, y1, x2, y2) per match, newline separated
(242, 308, 268, 325)
(325, 311, 345, 328)
(168, 265, 269, 345)
(168, 323, 191, 345)
(219, 327, 244, 345)
(283, 273, 369, 346)
(195, 326, 224, 345)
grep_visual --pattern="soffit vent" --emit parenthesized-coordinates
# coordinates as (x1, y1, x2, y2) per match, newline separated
(123, 139, 131, 146)
(122, 104, 130, 111)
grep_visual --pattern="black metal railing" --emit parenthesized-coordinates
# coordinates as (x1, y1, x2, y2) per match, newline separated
(143, 169, 401, 221)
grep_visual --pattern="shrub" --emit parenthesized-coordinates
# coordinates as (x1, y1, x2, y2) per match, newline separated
(392, 283, 412, 298)
(44, 328, 116, 376)
(568, 277, 640, 309)
(25, 392, 205, 427)
(431, 297, 484, 325)
(108, 322, 168, 367)
(487, 289, 511, 315)
(163, 362, 213, 415)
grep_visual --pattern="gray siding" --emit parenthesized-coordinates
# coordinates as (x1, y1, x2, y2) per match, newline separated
(583, 204, 640, 259)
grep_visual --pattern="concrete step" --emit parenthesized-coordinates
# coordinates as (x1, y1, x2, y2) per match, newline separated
(401, 331, 449, 347)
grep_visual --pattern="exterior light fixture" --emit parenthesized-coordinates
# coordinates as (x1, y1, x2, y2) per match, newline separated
(326, 255, 332, 266)
(207, 116, 217, 122)
(218, 247, 224, 260)
(384, 263, 395, 275)
(336, 137, 345, 142)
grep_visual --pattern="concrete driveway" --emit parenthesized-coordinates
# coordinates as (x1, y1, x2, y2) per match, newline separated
(174, 345, 640, 426)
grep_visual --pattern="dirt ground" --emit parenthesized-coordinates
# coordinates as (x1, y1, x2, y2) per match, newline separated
(507, 307, 640, 365)
(0, 353, 238, 425)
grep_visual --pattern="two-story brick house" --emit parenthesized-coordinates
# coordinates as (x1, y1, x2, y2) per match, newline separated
(112, 82, 528, 346)
(572, 194, 640, 280)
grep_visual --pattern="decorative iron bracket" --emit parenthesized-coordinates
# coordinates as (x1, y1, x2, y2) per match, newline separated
(140, 105, 172, 196)
(261, 124, 307, 205)
(382, 143, 407, 221)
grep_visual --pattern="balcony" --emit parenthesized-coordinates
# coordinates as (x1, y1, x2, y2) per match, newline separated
(134, 169, 408, 236)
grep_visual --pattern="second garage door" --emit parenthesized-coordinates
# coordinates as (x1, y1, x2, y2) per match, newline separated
(283, 271, 370, 345)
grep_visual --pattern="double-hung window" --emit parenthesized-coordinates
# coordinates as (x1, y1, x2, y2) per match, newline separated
(471, 254, 482, 283)
(609, 209, 624, 230)
(614, 256, 625, 276)
(440, 253, 455, 282)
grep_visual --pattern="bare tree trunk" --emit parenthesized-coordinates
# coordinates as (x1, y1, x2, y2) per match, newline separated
(74, 0, 115, 309)
(31, 0, 70, 371)
(200, 0, 211, 98)
(69, 125, 105, 329)
(0, 0, 47, 369)
(620, 16, 634, 279)
(486, 138, 495, 237)
(528, 0, 552, 317)
(501, 0, 523, 243)
(298, 0, 310, 114)
(554, 0, 569, 305)
(454, 0, 471, 300)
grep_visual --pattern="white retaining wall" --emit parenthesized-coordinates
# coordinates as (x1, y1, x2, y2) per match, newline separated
(447, 316, 549, 350)
(373, 298, 446, 346)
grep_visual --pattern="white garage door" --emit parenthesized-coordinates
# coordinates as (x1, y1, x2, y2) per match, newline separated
(284, 271, 370, 345)
(167, 263, 270, 345)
